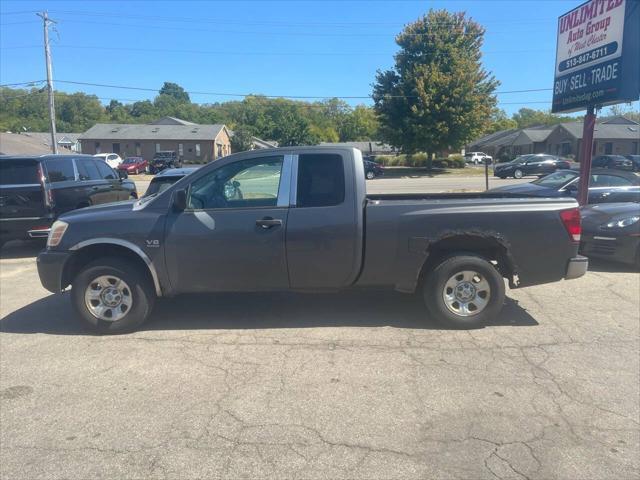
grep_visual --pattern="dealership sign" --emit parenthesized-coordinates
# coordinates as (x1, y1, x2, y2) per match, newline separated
(552, 0, 639, 113)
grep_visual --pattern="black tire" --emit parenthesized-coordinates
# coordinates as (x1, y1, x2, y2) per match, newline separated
(498, 175, 507, 179)
(71, 257, 155, 334)
(513, 169, 524, 179)
(422, 254, 505, 329)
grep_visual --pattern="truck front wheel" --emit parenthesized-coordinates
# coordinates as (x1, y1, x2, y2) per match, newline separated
(423, 254, 505, 329)
(71, 257, 155, 334)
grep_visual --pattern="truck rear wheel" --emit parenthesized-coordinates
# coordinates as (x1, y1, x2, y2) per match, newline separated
(423, 254, 505, 329)
(71, 257, 155, 334)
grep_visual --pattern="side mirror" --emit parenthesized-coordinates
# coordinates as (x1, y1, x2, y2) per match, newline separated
(118, 169, 128, 180)
(565, 183, 578, 194)
(173, 189, 187, 211)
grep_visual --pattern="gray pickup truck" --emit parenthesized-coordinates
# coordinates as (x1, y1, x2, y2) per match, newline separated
(37, 146, 587, 333)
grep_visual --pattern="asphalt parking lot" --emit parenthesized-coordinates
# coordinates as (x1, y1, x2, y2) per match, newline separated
(1, 238, 638, 479)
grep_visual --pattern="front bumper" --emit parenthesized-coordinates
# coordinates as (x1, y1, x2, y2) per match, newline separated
(565, 255, 589, 280)
(580, 233, 640, 266)
(37, 250, 71, 293)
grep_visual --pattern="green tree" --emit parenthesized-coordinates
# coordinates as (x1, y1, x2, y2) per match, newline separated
(373, 9, 498, 167)
(158, 82, 190, 103)
(484, 108, 518, 134)
(339, 105, 380, 141)
(511, 108, 575, 129)
(230, 126, 254, 153)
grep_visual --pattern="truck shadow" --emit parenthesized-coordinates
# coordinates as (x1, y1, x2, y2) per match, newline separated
(0, 290, 538, 336)
(587, 258, 639, 273)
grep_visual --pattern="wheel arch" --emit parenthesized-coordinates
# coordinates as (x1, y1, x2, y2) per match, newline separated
(63, 239, 162, 296)
(416, 233, 518, 289)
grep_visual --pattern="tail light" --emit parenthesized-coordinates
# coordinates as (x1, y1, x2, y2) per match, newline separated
(560, 207, 581, 242)
(37, 163, 54, 208)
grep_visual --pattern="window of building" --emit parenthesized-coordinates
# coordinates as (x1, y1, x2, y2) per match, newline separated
(112, 143, 120, 154)
(188, 156, 284, 210)
(195, 144, 201, 157)
(604, 142, 613, 154)
(632, 142, 638, 155)
(95, 142, 101, 154)
(296, 154, 345, 208)
(135, 142, 142, 156)
(178, 143, 184, 157)
(155, 143, 161, 153)
(44, 158, 75, 183)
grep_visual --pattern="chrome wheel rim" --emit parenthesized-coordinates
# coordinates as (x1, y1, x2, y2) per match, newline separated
(442, 270, 490, 317)
(514, 170, 523, 178)
(366, 171, 375, 179)
(84, 275, 133, 322)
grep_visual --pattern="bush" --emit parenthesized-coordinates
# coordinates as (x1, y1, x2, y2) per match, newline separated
(447, 154, 465, 169)
(433, 158, 450, 168)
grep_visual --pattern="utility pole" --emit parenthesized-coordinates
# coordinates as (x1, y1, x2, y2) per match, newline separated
(37, 11, 58, 154)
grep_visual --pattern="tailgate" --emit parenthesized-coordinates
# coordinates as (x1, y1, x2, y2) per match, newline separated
(0, 159, 47, 219)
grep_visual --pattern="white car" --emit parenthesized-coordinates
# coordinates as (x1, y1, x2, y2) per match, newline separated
(94, 153, 123, 169)
(464, 152, 493, 165)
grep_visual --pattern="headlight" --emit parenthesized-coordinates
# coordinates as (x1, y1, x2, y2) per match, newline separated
(602, 216, 640, 229)
(47, 220, 68, 247)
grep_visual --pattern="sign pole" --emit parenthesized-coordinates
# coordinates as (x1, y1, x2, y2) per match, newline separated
(577, 105, 596, 206)
(484, 158, 489, 191)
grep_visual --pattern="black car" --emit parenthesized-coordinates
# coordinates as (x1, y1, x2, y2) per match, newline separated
(624, 155, 640, 172)
(592, 155, 634, 171)
(149, 151, 181, 174)
(363, 159, 384, 179)
(0, 155, 136, 248)
(580, 202, 640, 267)
(488, 169, 640, 204)
(143, 167, 199, 197)
(494, 154, 571, 179)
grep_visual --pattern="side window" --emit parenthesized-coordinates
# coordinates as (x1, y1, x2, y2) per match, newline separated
(96, 161, 117, 180)
(44, 158, 75, 183)
(592, 157, 605, 167)
(77, 159, 102, 181)
(296, 154, 345, 208)
(188, 156, 284, 210)
(591, 174, 632, 187)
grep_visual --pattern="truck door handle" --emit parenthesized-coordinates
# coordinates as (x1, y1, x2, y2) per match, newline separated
(91, 186, 99, 190)
(256, 217, 282, 229)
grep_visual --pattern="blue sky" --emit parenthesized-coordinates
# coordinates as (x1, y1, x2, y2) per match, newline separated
(0, 0, 637, 116)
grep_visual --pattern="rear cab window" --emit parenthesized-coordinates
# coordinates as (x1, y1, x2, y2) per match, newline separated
(44, 158, 76, 183)
(0, 159, 41, 185)
(296, 154, 345, 207)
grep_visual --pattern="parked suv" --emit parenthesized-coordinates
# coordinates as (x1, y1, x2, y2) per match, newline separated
(149, 151, 180, 173)
(0, 155, 137, 248)
(592, 155, 634, 171)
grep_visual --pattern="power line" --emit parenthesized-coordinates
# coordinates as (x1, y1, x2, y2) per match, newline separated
(2, 79, 553, 100)
(0, 44, 555, 57)
(52, 79, 552, 100)
(0, 80, 45, 87)
(46, 18, 545, 37)
(43, 9, 556, 27)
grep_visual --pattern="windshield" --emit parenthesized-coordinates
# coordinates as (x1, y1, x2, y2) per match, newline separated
(123, 158, 140, 164)
(532, 171, 578, 188)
